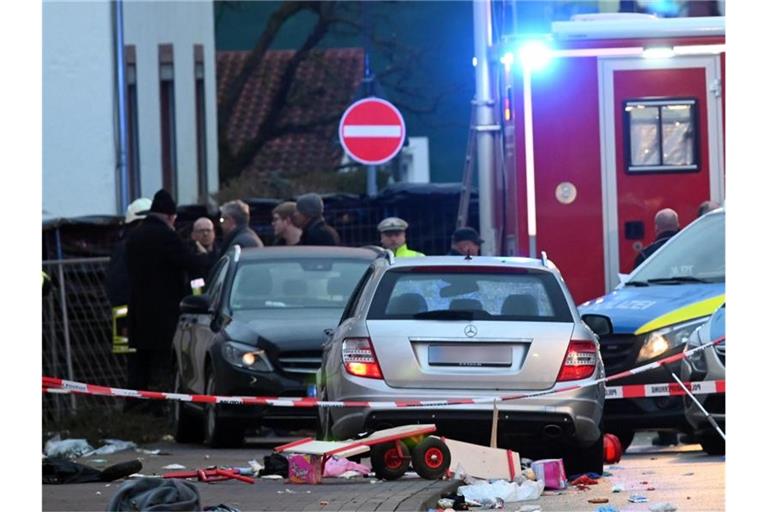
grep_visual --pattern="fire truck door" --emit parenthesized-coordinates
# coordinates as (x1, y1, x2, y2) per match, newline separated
(599, 55, 723, 289)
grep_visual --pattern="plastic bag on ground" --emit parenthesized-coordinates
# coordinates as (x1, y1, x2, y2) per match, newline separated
(44, 436, 95, 459)
(85, 439, 137, 456)
(459, 479, 544, 504)
(323, 456, 371, 477)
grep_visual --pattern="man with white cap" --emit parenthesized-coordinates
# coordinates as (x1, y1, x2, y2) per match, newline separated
(377, 217, 424, 257)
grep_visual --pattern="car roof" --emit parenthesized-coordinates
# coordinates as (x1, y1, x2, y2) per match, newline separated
(237, 245, 382, 261)
(386, 255, 554, 271)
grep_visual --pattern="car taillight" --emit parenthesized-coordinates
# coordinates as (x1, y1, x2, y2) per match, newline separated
(557, 340, 598, 382)
(342, 337, 383, 379)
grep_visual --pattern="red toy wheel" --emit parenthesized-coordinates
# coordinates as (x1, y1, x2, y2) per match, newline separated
(371, 441, 410, 480)
(411, 437, 451, 479)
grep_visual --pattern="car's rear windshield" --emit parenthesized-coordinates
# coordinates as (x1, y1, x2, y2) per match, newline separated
(630, 211, 725, 284)
(229, 258, 370, 310)
(367, 267, 573, 322)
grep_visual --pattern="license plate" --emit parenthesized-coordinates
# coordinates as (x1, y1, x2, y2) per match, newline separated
(428, 344, 513, 367)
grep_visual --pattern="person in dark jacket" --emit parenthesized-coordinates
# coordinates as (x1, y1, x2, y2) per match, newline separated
(448, 227, 483, 256)
(219, 199, 264, 255)
(106, 197, 152, 308)
(633, 208, 679, 269)
(293, 193, 340, 246)
(271, 201, 302, 246)
(187, 217, 220, 281)
(125, 190, 207, 409)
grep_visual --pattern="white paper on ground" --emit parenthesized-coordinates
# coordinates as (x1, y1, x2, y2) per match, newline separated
(459, 479, 545, 503)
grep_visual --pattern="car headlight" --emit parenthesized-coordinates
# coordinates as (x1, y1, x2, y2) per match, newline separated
(637, 317, 709, 363)
(222, 341, 273, 371)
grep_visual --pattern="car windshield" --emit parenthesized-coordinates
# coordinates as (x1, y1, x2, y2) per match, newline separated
(367, 267, 572, 322)
(629, 212, 725, 285)
(229, 258, 370, 310)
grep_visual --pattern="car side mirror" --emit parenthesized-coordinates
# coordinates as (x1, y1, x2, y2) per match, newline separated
(180, 294, 211, 315)
(582, 314, 613, 337)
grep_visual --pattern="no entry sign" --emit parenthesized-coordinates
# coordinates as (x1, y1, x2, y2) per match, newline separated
(339, 97, 406, 165)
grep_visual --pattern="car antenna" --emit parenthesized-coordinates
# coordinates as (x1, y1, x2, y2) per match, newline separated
(540, 251, 548, 267)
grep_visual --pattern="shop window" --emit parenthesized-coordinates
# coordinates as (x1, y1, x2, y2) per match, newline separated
(624, 99, 699, 173)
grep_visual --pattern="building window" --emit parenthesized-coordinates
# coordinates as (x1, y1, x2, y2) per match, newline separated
(125, 45, 141, 198)
(624, 99, 699, 173)
(194, 44, 208, 202)
(159, 43, 177, 198)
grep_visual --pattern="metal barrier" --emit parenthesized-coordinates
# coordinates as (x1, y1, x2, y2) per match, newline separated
(42, 258, 126, 422)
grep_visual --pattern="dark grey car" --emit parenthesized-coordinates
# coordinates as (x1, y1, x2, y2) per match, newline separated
(318, 255, 608, 474)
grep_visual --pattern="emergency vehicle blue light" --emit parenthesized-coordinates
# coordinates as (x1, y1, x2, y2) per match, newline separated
(518, 40, 552, 71)
(500, 52, 514, 66)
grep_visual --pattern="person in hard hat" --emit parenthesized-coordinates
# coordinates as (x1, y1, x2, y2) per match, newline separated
(106, 197, 152, 356)
(293, 193, 340, 246)
(377, 217, 424, 257)
(448, 227, 483, 256)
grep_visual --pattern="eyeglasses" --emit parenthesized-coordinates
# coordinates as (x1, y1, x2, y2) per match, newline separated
(194, 228, 213, 234)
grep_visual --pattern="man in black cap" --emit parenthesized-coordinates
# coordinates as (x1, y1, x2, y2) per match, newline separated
(448, 227, 483, 256)
(124, 189, 207, 412)
(293, 193, 340, 246)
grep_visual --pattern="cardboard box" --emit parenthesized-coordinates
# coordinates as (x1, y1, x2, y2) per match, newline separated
(288, 453, 322, 484)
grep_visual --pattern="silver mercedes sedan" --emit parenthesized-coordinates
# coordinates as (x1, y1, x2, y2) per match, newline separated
(318, 254, 608, 474)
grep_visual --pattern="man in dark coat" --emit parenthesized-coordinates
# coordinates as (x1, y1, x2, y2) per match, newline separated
(219, 199, 264, 255)
(633, 208, 679, 269)
(448, 227, 483, 256)
(125, 190, 206, 408)
(293, 193, 340, 246)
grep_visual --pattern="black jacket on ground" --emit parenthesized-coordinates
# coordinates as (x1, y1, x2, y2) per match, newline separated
(299, 217, 340, 246)
(125, 215, 205, 350)
(220, 225, 263, 255)
(633, 230, 678, 269)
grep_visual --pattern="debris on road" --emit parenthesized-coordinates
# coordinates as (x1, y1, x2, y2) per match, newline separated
(85, 439, 137, 456)
(162, 464, 186, 470)
(531, 459, 567, 490)
(445, 438, 521, 480)
(44, 436, 94, 459)
(458, 479, 545, 504)
(594, 506, 619, 512)
(588, 498, 609, 504)
(611, 483, 624, 493)
(649, 503, 678, 512)
(628, 494, 648, 503)
(323, 456, 371, 477)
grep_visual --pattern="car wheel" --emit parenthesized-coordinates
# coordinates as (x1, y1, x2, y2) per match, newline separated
(172, 369, 203, 444)
(612, 429, 635, 452)
(564, 434, 604, 476)
(699, 432, 725, 456)
(411, 437, 451, 480)
(203, 370, 245, 448)
(370, 441, 411, 480)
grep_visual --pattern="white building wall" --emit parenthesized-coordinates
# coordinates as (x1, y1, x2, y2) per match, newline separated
(43, 1, 117, 219)
(43, 0, 219, 219)
(123, 0, 219, 205)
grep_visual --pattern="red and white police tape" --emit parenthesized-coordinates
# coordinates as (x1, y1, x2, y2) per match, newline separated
(42, 336, 724, 409)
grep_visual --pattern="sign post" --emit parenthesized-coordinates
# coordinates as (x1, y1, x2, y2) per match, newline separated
(339, 97, 406, 196)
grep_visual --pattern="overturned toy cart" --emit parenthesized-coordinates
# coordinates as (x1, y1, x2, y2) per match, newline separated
(275, 424, 451, 480)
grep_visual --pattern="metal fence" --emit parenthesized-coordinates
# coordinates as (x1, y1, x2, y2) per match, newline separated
(43, 257, 126, 423)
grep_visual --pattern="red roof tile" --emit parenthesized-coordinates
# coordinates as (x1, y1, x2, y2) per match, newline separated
(217, 48, 365, 180)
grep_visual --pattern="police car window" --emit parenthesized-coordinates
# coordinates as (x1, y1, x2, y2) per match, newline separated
(631, 212, 724, 283)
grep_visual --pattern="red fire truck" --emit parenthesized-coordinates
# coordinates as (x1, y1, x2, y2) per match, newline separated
(495, 14, 724, 303)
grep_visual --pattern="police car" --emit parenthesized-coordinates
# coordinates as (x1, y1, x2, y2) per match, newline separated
(579, 208, 724, 449)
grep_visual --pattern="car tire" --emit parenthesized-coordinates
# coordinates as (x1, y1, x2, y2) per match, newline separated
(411, 437, 451, 480)
(699, 432, 725, 456)
(370, 441, 411, 480)
(203, 370, 245, 448)
(172, 369, 204, 444)
(564, 434, 604, 476)
(612, 429, 635, 452)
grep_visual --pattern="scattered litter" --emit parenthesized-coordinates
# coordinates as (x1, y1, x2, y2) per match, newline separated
(320, 501, 329, 506)
(628, 494, 648, 503)
(646, 487, 656, 491)
(288, 454, 322, 484)
(323, 456, 371, 477)
(521, 458, 533, 468)
(248, 460, 264, 474)
(595, 506, 619, 512)
(306, 491, 311, 494)
(649, 503, 677, 512)
(86, 439, 137, 456)
(338, 470, 367, 479)
(260, 475, 283, 480)
(370, 479, 380, 484)
(640, 481, 649, 485)
(588, 498, 609, 504)
(137, 449, 161, 455)
(607, 466, 624, 470)
(642, 471, 655, 475)
(570, 475, 600, 486)
(445, 438, 521, 480)
(532, 459, 567, 490)
(205, 455, 211, 460)
(459, 479, 545, 504)
(401, 471, 420, 479)
(611, 483, 624, 493)
(438, 498, 455, 509)
(682, 472, 694, 476)
(45, 436, 94, 459)
(542, 491, 564, 496)
(96, 491, 102, 495)
(90, 459, 107, 464)
(162, 464, 186, 470)
(522, 469, 536, 481)
(285, 489, 295, 494)
(515, 505, 541, 512)
(602, 471, 613, 477)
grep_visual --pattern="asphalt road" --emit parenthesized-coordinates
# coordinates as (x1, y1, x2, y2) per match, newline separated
(42, 433, 724, 511)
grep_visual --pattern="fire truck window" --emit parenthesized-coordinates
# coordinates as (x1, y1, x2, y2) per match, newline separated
(625, 99, 698, 173)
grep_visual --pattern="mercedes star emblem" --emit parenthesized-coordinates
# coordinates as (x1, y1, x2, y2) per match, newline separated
(464, 324, 478, 337)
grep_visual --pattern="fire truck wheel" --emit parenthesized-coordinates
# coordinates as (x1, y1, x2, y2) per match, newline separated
(370, 441, 411, 480)
(411, 437, 451, 480)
